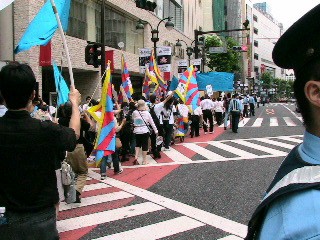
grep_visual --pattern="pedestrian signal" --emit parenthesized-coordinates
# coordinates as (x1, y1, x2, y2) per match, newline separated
(85, 43, 101, 68)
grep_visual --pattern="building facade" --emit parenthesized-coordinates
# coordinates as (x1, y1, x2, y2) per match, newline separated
(0, 0, 203, 104)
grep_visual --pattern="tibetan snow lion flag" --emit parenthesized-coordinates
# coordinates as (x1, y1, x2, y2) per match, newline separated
(88, 62, 116, 166)
(121, 54, 133, 100)
(185, 65, 200, 111)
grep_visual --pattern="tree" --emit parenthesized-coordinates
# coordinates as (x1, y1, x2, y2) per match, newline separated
(205, 35, 241, 73)
(260, 72, 273, 89)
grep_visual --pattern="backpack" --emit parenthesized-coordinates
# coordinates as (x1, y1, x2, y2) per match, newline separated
(61, 156, 76, 204)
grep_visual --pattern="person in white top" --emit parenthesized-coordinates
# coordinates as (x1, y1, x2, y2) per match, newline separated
(214, 97, 224, 126)
(132, 100, 158, 165)
(200, 95, 215, 133)
(190, 106, 203, 138)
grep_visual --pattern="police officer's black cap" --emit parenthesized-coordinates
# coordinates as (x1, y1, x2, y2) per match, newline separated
(272, 4, 320, 71)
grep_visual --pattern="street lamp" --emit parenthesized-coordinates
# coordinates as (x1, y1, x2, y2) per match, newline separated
(136, 17, 174, 54)
(175, 39, 196, 65)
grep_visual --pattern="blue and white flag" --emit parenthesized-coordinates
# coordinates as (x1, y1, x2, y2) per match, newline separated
(53, 62, 69, 106)
(14, 0, 71, 54)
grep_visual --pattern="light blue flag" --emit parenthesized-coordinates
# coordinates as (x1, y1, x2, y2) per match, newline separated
(14, 0, 71, 54)
(53, 62, 69, 106)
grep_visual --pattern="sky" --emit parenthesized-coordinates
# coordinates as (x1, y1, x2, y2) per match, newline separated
(252, 0, 320, 30)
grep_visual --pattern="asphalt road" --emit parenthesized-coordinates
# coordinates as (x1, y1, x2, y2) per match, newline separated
(59, 102, 305, 240)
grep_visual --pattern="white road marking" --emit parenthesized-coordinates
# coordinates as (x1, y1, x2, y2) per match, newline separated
(184, 143, 226, 160)
(297, 117, 303, 122)
(234, 140, 287, 156)
(96, 216, 205, 240)
(83, 182, 112, 192)
(208, 142, 258, 158)
(283, 117, 296, 126)
(57, 202, 165, 233)
(270, 117, 278, 126)
(89, 171, 248, 238)
(252, 118, 263, 127)
(217, 235, 244, 240)
(277, 136, 303, 143)
(163, 147, 193, 162)
(238, 118, 250, 127)
(253, 138, 296, 149)
(59, 191, 133, 211)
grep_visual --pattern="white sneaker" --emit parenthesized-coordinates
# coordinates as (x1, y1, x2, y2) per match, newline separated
(204, 132, 207, 135)
(164, 147, 170, 151)
(209, 131, 214, 134)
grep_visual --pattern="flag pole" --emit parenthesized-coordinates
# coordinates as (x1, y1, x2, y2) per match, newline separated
(50, 0, 75, 88)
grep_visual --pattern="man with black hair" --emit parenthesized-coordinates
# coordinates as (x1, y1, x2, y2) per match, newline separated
(246, 4, 320, 239)
(0, 63, 81, 239)
(228, 94, 243, 133)
(0, 93, 7, 117)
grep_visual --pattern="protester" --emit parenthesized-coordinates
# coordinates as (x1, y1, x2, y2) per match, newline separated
(149, 95, 163, 159)
(132, 100, 158, 164)
(246, 5, 320, 239)
(190, 105, 203, 138)
(214, 97, 224, 126)
(200, 95, 215, 134)
(223, 93, 232, 130)
(228, 93, 243, 133)
(256, 95, 261, 108)
(0, 62, 80, 239)
(248, 94, 256, 116)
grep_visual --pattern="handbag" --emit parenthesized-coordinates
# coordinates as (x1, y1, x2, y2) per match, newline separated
(137, 110, 153, 135)
(116, 137, 122, 148)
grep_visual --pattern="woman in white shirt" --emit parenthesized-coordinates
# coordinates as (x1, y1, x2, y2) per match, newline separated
(214, 97, 224, 126)
(132, 100, 158, 165)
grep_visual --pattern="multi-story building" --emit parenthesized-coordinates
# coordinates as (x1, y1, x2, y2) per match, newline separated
(251, 2, 284, 80)
(0, 0, 203, 104)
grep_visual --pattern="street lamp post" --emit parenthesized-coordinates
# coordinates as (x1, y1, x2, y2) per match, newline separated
(136, 17, 174, 56)
(175, 39, 195, 65)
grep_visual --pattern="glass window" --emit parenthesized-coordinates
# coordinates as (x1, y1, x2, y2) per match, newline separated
(67, 0, 88, 40)
(163, 0, 183, 31)
(253, 14, 258, 22)
(254, 40, 258, 47)
(254, 27, 258, 34)
(254, 53, 259, 60)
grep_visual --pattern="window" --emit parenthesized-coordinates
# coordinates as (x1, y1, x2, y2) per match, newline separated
(254, 53, 259, 60)
(67, 0, 88, 40)
(254, 66, 259, 72)
(163, 0, 183, 31)
(254, 28, 258, 34)
(253, 14, 258, 22)
(254, 40, 258, 47)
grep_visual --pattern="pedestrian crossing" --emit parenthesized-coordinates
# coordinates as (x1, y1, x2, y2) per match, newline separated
(58, 171, 247, 240)
(220, 116, 303, 128)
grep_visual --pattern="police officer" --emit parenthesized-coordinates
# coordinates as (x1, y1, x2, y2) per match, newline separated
(246, 4, 320, 239)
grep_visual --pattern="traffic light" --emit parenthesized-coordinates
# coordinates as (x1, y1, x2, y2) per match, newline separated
(136, 0, 157, 12)
(232, 45, 247, 52)
(85, 43, 101, 68)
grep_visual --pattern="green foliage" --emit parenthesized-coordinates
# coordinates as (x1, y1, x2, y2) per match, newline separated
(260, 72, 294, 97)
(205, 35, 241, 73)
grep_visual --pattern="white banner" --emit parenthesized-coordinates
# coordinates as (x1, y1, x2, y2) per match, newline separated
(190, 59, 202, 73)
(139, 48, 152, 74)
(156, 46, 172, 73)
(177, 60, 188, 78)
(206, 85, 213, 96)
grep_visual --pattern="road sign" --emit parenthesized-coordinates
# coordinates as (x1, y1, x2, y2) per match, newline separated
(209, 47, 227, 53)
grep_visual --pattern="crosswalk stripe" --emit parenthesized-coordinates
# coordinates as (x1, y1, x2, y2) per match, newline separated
(83, 182, 112, 192)
(270, 117, 278, 126)
(217, 235, 244, 240)
(253, 138, 295, 149)
(59, 191, 133, 211)
(238, 118, 250, 127)
(277, 136, 303, 143)
(297, 117, 303, 122)
(185, 143, 226, 160)
(252, 118, 263, 127)
(283, 117, 296, 126)
(163, 147, 193, 162)
(89, 171, 247, 238)
(57, 202, 165, 233)
(208, 142, 258, 158)
(95, 216, 205, 240)
(234, 140, 287, 156)
(136, 154, 158, 165)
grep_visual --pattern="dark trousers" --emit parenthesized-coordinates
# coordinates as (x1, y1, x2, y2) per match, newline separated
(231, 111, 241, 133)
(203, 109, 213, 132)
(215, 112, 223, 126)
(190, 115, 200, 137)
(249, 103, 255, 116)
(162, 120, 173, 148)
(243, 105, 249, 117)
(0, 206, 59, 240)
(257, 102, 260, 108)
(120, 130, 131, 160)
(150, 131, 161, 158)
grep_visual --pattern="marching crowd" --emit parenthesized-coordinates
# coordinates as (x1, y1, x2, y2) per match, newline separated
(0, 62, 265, 239)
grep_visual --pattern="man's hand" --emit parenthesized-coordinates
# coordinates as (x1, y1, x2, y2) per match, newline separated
(69, 86, 81, 106)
